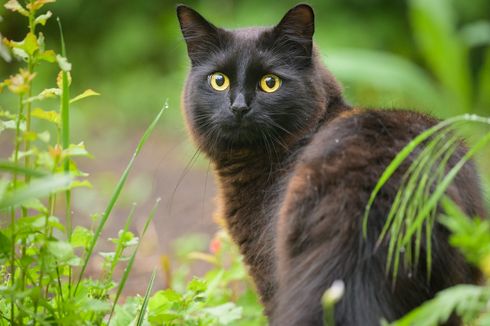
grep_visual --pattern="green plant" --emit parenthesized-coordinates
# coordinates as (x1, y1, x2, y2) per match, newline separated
(363, 114, 490, 280)
(0, 0, 161, 323)
(388, 199, 490, 325)
(0, 2, 265, 325)
(128, 231, 267, 326)
(327, 0, 490, 118)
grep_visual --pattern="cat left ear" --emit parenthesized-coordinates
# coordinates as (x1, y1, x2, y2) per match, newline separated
(273, 4, 315, 58)
(177, 5, 220, 64)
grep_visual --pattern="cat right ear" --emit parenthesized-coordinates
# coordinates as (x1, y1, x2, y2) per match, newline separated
(176, 5, 220, 65)
(273, 4, 315, 60)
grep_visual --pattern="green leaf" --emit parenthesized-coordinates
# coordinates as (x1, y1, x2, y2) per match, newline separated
(37, 130, 50, 143)
(4, 0, 29, 16)
(31, 215, 65, 231)
(0, 231, 11, 259)
(109, 230, 138, 246)
(0, 174, 72, 210)
(37, 49, 56, 62)
(392, 285, 488, 326)
(109, 297, 141, 326)
(10, 33, 39, 56)
(33, 106, 58, 125)
(34, 10, 52, 26)
(409, 0, 471, 114)
(25, 88, 61, 103)
(203, 303, 243, 325)
(67, 180, 92, 189)
(56, 54, 72, 72)
(326, 49, 442, 111)
(477, 49, 490, 112)
(12, 48, 28, 61)
(27, 0, 56, 11)
(148, 290, 183, 323)
(0, 119, 18, 132)
(0, 33, 12, 62)
(21, 198, 47, 213)
(62, 142, 92, 158)
(70, 226, 94, 249)
(47, 241, 75, 262)
(70, 89, 100, 104)
(0, 179, 8, 199)
(187, 277, 207, 294)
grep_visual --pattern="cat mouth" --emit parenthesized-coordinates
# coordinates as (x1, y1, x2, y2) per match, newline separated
(217, 118, 261, 143)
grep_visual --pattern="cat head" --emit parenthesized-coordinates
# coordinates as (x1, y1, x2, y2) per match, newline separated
(177, 4, 342, 159)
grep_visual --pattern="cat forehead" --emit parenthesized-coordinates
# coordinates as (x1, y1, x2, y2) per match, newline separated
(211, 30, 279, 69)
(218, 27, 275, 57)
(227, 27, 269, 40)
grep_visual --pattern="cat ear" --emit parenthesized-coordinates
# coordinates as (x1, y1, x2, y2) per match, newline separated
(176, 5, 220, 64)
(273, 4, 315, 58)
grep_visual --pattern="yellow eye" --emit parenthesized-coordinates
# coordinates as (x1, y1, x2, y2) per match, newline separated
(259, 74, 281, 93)
(209, 72, 230, 91)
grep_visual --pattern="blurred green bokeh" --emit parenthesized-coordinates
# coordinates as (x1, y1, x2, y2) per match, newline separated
(1, 0, 489, 158)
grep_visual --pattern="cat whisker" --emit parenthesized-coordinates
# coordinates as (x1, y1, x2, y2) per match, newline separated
(168, 148, 202, 216)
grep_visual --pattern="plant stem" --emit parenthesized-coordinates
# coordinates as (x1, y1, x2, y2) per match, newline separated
(9, 208, 15, 325)
(10, 92, 26, 324)
(24, 0, 36, 187)
(58, 18, 73, 296)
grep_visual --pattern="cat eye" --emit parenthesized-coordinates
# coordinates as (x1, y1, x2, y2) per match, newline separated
(209, 72, 230, 91)
(259, 74, 281, 93)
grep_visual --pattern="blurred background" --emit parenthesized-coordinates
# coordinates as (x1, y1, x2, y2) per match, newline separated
(1, 0, 489, 295)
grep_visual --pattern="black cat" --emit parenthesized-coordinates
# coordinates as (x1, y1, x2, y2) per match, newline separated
(176, 4, 486, 325)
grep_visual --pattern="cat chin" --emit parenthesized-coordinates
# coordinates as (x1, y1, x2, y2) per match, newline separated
(197, 129, 265, 156)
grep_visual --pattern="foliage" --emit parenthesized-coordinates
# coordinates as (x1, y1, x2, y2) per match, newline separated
(139, 231, 266, 326)
(327, 0, 490, 118)
(389, 199, 490, 325)
(0, 2, 264, 325)
(363, 114, 490, 280)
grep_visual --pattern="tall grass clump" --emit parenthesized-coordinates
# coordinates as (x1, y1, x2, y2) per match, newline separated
(0, 2, 264, 325)
(361, 115, 490, 324)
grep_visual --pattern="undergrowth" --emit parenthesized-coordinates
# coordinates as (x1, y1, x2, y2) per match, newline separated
(362, 115, 490, 325)
(0, 1, 265, 325)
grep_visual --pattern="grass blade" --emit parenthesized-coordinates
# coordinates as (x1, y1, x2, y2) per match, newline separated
(59, 18, 73, 239)
(364, 114, 490, 280)
(401, 131, 490, 245)
(363, 115, 462, 236)
(363, 114, 489, 237)
(75, 106, 165, 294)
(108, 198, 161, 323)
(136, 268, 157, 326)
(108, 203, 137, 280)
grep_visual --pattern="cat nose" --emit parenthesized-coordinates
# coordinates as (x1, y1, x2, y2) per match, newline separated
(230, 93, 250, 117)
